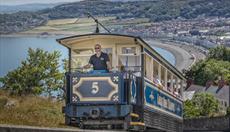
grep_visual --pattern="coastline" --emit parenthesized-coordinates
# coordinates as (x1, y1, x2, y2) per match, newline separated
(146, 39, 206, 71)
(0, 31, 76, 38)
(0, 33, 206, 71)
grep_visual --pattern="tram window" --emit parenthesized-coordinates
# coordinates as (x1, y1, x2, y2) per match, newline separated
(177, 79, 181, 89)
(101, 48, 112, 54)
(119, 56, 134, 66)
(73, 49, 93, 55)
(118, 55, 141, 71)
(167, 72, 173, 92)
(153, 60, 159, 77)
(71, 48, 93, 71)
(153, 60, 160, 83)
(161, 66, 166, 88)
(145, 54, 152, 80)
(167, 82, 171, 92)
(71, 56, 91, 70)
(122, 47, 136, 54)
(173, 87, 180, 98)
(118, 46, 141, 73)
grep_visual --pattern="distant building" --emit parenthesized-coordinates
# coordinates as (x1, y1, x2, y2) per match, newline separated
(184, 84, 230, 114)
(40, 32, 49, 36)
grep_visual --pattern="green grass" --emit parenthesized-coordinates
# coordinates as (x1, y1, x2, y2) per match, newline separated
(24, 17, 150, 35)
(0, 90, 65, 127)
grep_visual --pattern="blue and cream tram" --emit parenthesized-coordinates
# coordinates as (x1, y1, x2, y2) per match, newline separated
(57, 33, 185, 131)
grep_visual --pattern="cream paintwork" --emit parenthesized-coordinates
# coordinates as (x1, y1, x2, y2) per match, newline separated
(60, 35, 141, 70)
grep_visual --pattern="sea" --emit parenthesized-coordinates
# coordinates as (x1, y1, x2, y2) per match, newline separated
(0, 36, 175, 77)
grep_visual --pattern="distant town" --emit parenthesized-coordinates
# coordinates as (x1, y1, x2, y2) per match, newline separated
(114, 17, 230, 49)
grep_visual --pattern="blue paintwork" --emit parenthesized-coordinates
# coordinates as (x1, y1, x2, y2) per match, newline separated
(65, 104, 132, 118)
(65, 72, 132, 119)
(130, 76, 137, 104)
(69, 72, 125, 104)
(144, 80, 183, 118)
(88, 70, 108, 74)
(65, 71, 183, 121)
(75, 81, 114, 97)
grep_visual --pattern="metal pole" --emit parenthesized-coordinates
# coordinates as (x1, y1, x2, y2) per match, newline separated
(86, 12, 111, 33)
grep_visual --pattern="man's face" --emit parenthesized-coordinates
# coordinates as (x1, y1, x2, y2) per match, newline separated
(94, 45, 101, 53)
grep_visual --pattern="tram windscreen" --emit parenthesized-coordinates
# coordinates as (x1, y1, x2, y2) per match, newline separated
(71, 48, 93, 71)
(71, 48, 113, 72)
(118, 47, 141, 75)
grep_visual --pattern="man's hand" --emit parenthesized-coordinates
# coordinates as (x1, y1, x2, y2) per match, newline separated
(83, 64, 91, 69)
(106, 61, 112, 71)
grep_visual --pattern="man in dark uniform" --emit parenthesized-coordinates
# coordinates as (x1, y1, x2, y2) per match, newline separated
(83, 44, 111, 72)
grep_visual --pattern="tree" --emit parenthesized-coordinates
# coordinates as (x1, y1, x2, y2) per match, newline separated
(185, 59, 230, 86)
(1, 48, 64, 96)
(208, 45, 230, 61)
(184, 46, 230, 86)
(184, 93, 220, 118)
(184, 100, 201, 118)
(226, 107, 230, 116)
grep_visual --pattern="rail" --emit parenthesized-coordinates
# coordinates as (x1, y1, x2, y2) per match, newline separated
(0, 124, 124, 132)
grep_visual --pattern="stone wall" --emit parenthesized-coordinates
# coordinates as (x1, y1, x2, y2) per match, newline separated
(184, 116, 230, 131)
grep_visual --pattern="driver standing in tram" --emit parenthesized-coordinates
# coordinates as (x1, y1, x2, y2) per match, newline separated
(83, 44, 111, 72)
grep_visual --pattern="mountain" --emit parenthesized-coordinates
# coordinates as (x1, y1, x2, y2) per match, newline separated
(0, 0, 140, 14)
(40, 0, 230, 20)
(0, 11, 48, 34)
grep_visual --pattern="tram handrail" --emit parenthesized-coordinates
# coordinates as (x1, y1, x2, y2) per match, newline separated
(70, 65, 143, 74)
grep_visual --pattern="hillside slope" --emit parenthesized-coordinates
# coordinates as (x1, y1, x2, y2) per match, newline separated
(0, 90, 65, 127)
(40, 0, 230, 20)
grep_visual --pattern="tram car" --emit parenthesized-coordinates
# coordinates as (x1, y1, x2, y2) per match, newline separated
(57, 33, 185, 132)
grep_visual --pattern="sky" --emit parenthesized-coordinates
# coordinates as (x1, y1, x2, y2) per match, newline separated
(0, 0, 81, 5)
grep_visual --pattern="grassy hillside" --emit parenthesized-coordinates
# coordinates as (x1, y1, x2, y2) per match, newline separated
(22, 17, 117, 35)
(0, 90, 65, 127)
(21, 16, 152, 35)
(41, 0, 230, 20)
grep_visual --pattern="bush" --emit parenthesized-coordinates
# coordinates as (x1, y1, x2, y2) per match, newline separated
(0, 97, 7, 108)
(1, 48, 64, 97)
(226, 107, 230, 116)
(184, 92, 220, 118)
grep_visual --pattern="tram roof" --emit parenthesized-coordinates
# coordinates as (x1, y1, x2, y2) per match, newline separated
(57, 33, 185, 80)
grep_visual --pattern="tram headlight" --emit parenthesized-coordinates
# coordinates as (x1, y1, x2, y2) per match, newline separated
(90, 108, 100, 118)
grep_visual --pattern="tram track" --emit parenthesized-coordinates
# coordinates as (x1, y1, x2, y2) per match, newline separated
(0, 124, 124, 132)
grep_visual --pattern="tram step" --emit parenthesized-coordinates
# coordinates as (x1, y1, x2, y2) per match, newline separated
(130, 113, 139, 118)
(130, 122, 145, 126)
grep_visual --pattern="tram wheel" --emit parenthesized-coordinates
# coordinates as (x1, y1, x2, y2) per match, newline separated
(65, 116, 71, 125)
(107, 124, 113, 129)
(79, 122, 85, 129)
